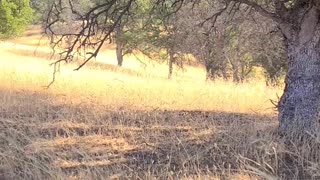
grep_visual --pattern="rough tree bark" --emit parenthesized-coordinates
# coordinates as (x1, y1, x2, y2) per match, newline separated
(278, 6, 320, 135)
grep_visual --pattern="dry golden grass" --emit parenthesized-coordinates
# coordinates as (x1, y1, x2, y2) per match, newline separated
(1, 26, 319, 180)
(0, 39, 280, 114)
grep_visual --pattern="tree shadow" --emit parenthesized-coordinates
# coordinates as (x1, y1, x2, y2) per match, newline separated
(1, 89, 296, 179)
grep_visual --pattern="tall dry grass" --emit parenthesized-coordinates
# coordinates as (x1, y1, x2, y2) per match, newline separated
(1, 27, 319, 180)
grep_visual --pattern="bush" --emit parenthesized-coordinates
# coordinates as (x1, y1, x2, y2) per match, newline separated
(0, 0, 33, 39)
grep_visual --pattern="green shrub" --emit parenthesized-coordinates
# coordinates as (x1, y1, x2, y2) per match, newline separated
(0, 0, 33, 39)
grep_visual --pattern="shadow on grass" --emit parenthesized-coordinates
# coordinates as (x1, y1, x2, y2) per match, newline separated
(1, 89, 308, 180)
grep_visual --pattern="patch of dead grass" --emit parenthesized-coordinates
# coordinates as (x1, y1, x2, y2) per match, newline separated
(1, 27, 318, 180)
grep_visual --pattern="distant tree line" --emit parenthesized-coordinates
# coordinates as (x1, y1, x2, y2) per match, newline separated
(0, 0, 287, 85)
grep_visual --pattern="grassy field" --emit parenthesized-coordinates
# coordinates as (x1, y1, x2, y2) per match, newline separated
(0, 27, 318, 180)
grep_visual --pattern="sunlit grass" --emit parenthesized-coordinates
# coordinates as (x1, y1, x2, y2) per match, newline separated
(0, 36, 281, 115)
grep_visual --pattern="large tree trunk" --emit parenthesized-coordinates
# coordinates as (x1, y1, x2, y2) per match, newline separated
(278, 7, 320, 136)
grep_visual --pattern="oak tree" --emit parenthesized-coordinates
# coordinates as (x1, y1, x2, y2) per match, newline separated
(45, 0, 320, 136)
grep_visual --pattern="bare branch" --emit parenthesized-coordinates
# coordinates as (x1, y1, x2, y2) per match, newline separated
(45, 0, 135, 86)
(234, 0, 282, 23)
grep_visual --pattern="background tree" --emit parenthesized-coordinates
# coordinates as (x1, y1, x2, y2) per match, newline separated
(253, 29, 287, 86)
(223, 11, 287, 84)
(175, 1, 229, 80)
(0, 0, 33, 39)
(46, 0, 135, 73)
(119, 0, 187, 79)
(140, 5, 186, 79)
(30, 0, 53, 23)
(111, 0, 152, 67)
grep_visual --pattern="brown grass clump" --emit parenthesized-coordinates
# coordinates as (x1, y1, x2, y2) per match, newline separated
(1, 27, 320, 180)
